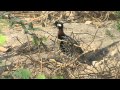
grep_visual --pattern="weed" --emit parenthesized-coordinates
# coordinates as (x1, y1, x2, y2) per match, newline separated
(36, 73, 46, 79)
(115, 11, 120, 18)
(0, 34, 6, 46)
(52, 76, 64, 79)
(12, 69, 31, 79)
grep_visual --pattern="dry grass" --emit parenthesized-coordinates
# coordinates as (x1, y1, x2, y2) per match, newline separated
(1, 31, 120, 79)
(0, 11, 120, 79)
(7, 11, 117, 26)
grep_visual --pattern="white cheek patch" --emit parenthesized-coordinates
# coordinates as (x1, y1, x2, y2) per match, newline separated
(57, 24, 62, 27)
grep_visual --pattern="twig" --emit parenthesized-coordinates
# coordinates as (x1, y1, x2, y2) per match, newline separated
(16, 37, 23, 45)
(73, 32, 103, 38)
(86, 29, 99, 50)
(40, 58, 43, 72)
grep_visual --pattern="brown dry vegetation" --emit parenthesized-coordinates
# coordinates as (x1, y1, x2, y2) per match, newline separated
(0, 11, 120, 79)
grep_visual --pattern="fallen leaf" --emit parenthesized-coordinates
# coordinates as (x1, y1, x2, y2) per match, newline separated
(56, 62, 62, 66)
(85, 21, 92, 25)
(49, 59, 56, 63)
(0, 46, 8, 52)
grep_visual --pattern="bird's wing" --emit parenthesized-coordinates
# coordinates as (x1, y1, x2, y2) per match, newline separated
(61, 35, 78, 45)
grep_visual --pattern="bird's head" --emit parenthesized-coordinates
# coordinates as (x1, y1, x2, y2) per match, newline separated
(54, 21, 64, 29)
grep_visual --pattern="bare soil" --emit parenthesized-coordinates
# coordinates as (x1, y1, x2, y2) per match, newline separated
(0, 19, 120, 79)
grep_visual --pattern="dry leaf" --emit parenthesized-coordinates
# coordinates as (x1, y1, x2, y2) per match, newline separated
(56, 62, 63, 67)
(85, 21, 92, 25)
(49, 59, 56, 63)
(0, 46, 8, 52)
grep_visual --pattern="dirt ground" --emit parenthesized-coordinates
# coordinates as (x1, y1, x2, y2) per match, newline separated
(0, 19, 120, 79)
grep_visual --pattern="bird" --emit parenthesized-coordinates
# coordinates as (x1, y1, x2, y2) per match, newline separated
(54, 21, 83, 56)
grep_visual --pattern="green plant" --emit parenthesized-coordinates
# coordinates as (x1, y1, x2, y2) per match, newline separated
(52, 76, 64, 79)
(12, 69, 31, 79)
(115, 11, 120, 32)
(0, 12, 10, 19)
(115, 11, 120, 18)
(105, 29, 114, 38)
(0, 34, 6, 46)
(8, 15, 47, 50)
(116, 21, 120, 32)
(31, 34, 47, 46)
(36, 73, 46, 79)
(9, 16, 26, 29)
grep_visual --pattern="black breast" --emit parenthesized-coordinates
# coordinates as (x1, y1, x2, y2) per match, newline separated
(59, 35, 83, 56)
